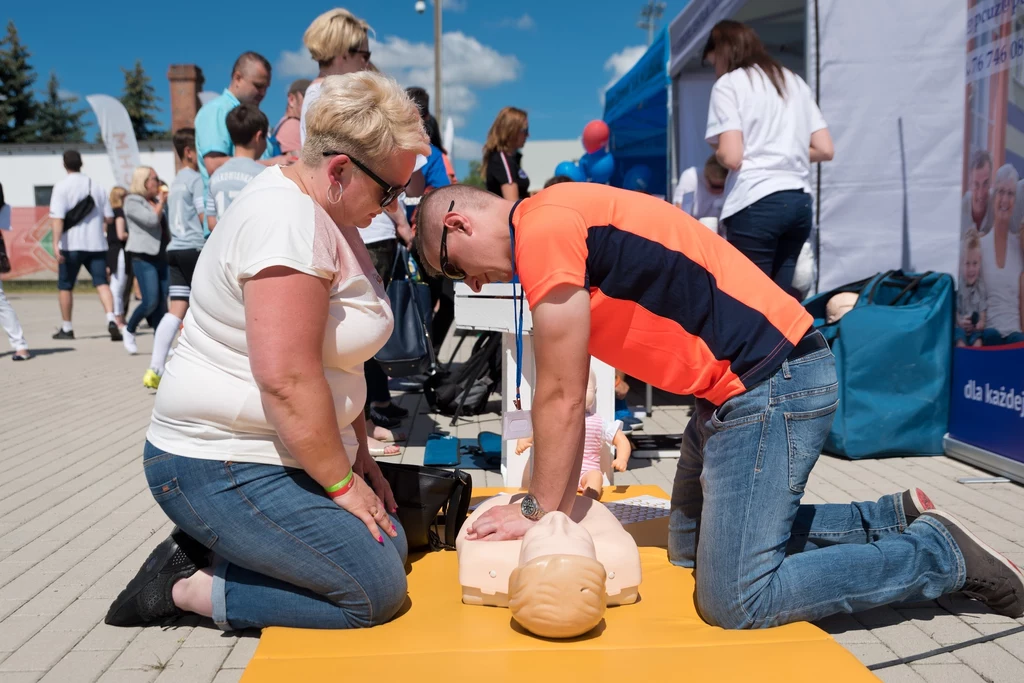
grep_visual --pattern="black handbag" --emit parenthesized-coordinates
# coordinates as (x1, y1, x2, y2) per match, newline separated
(375, 462, 472, 551)
(0, 232, 10, 275)
(374, 245, 436, 377)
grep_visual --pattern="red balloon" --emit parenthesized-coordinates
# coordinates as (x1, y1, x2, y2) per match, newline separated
(582, 120, 610, 153)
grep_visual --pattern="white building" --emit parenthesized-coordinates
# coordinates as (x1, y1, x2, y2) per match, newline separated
(0, 141, 176, 208)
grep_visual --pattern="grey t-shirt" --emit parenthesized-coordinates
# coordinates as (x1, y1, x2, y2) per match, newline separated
(167, 167, 206, 251)
(206, 158, 265, 222)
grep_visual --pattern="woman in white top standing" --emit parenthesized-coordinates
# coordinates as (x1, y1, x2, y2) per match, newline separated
(104, 73, 431, 631)
(703, 20, 834, 293)
(979, 164, 1024, 346)
(0, 183, 31, 361)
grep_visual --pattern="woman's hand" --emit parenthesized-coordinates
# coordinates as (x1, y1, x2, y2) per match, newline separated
(334, 474, 398, 542)
(354, 444, 398, 515)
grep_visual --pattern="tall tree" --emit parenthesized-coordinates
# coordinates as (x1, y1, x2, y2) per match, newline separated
(461, 160, 486, 189)
(120, 60, 162, 140)
(0, 20, 38, 142)
(35, 72, 86, 142)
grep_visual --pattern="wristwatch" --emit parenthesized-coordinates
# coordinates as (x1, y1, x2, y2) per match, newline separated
(520, 493, 546, 521)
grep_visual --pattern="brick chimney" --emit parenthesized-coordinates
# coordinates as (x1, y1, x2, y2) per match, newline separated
(167, 64, 205, 170)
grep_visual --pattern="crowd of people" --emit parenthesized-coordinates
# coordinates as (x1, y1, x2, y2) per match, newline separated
(7, 7, 1023, 642)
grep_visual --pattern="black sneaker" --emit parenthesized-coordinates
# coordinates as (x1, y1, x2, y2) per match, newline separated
(52, 329, 74, 340)
(368, 408, 401, 429)
(902, 488, 935, 526)
(104, 531, 200, 626)
(108, 320, 122, 341)
(921, 510, 1024, 618)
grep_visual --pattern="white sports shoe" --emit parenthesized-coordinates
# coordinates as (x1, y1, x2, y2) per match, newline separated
(122, 329, 138, 355)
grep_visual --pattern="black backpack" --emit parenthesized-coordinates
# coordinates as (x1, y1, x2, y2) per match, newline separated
(63, 179, 96, 230)
(424, 332, 502, 422)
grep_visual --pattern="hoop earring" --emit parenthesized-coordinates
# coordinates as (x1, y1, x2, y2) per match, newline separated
(327, 181, 343, 205)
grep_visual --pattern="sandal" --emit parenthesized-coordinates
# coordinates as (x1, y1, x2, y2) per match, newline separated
(12, 352, 31, 361)
(368, 440, 402, 457)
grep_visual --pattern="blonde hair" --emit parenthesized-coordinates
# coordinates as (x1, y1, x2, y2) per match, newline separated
(128, 167, 154, 196)
(482, 106, 528, 168)
(109, 186, 127, 209)
(508, 554, 607, 639)
(303, 8, 372, 65)
(301, 72, 430, 167)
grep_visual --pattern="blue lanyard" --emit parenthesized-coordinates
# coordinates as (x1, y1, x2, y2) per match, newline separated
(509, 219, 524, 411)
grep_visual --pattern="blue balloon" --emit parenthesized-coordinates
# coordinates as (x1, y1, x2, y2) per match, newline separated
(623, 164, 652, 192)
(588, 151, 615, 184)
(554, 161, 586, 182)
(578, 153, 593, 177)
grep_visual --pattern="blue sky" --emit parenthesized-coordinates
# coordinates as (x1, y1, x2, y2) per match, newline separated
(5, 0, 688, 176)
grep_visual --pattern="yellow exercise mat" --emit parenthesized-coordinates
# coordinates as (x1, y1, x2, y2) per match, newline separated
(243, 485, 877, 682)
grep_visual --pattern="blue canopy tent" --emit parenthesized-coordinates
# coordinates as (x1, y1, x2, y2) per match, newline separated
(603, 28, 671, 197)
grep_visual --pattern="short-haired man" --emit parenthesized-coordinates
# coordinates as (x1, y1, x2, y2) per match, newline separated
(413, 182, 1024, 630)
(205, 105, 269, 231)
(49, 150, 118, 341)
(962, 149, 993, 236)
(143, 128, 205, 388)
(194, 52, 288, 199)
(273, 79, 311, 158)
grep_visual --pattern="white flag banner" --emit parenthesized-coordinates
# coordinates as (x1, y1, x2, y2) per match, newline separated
(198, 91, 219, 106)
(86, 94, 140, 188)
(443, 117, 455, 160)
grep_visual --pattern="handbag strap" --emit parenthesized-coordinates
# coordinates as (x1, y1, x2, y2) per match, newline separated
(443, 470, 472, 549)
(389, 244, 412, 282)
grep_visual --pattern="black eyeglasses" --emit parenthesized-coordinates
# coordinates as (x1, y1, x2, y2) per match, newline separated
(322, 151, 404, 208)
(440, 200, 467, 281)
(350, 48, 372, 61)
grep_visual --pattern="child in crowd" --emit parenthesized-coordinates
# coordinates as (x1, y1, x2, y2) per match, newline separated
(516, 367, 631, 499)
(205, 105, 270, 231)
(956, 231, 987, 347)
(672, 154, 727, 225)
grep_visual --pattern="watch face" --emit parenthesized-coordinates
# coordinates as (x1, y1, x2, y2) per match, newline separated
(521, 494, 539, 519)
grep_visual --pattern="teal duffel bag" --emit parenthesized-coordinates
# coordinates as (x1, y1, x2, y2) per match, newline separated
(803, 270, 954, 458)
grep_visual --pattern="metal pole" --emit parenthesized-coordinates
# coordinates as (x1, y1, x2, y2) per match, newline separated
(434, 0, 442, 128)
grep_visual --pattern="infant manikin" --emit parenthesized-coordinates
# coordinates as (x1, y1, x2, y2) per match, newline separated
(456, 493, 641, 617)
(515, 368, 631, 499)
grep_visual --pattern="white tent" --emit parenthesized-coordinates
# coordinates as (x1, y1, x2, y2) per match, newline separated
(669, 0, 965, 292)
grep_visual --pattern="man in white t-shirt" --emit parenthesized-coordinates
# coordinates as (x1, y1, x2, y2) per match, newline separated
(672, 154, 727, 226)
(48, 150, 118, 341)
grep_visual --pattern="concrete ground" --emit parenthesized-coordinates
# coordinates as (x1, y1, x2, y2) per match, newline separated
(2, 291, 1024, 682)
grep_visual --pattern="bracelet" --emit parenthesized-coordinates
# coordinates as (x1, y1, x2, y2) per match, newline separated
(325, 471, 354, 499)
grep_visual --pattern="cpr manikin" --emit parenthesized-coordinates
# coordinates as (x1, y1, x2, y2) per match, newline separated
(456, 493, 641, 631)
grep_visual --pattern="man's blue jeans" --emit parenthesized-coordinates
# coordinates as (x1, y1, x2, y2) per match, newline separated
(668, 340, 966, 629)
(143, 441, 409, 630)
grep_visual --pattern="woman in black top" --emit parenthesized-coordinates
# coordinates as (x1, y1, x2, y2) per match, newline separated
(483, 106, 530, 199)
(106, 186, 132, 325)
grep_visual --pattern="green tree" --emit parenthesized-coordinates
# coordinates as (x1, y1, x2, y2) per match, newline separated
(0, 20, 38, 142)
(461, 160, 486, 189)
(120, 60, 162, 140)
(35, 72, 86, 142)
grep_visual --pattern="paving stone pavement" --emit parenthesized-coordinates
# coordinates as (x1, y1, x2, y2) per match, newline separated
(1, 292, 1023, 682)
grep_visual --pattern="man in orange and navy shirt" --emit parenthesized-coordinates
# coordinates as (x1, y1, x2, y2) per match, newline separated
(415, 182, 1024, 630)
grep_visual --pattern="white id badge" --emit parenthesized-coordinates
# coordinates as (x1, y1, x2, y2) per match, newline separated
(502, 410, 533, 439)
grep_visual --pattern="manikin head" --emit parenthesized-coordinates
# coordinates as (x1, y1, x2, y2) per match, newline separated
(507, 511, 607, 639)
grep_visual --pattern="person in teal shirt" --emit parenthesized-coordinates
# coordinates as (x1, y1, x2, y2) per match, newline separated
(194, 51, 286, 197)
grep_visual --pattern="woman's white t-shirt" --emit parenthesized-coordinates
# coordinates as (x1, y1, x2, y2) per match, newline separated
(706, 66, 827, 220)
(979, 228, 1023, 336)
(147, 166, 394, 468)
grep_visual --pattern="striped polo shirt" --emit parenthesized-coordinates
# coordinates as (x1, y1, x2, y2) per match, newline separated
(512, 183, 813, 406)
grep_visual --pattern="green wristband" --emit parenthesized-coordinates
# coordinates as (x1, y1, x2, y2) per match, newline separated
(325, 471, 354, 493)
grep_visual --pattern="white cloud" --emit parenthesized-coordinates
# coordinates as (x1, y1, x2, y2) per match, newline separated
(276, 46, 318, 79)
(276, 31, 519, 128)
(371, 31, 520, 126)
(451, 136, 482, 161)
(495, 14, 535, 30)
(599, 44, 646, 105)
(57, 88, 79, 101)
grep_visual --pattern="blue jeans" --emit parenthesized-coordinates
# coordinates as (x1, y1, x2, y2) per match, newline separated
(668, 340, 966, 629)
(724, 190, 812, 291)
(58, 250, 108, 290)
(982, 328, 1024, 346)
(127, 256, 169, 334)
(143, 441, 409, 630)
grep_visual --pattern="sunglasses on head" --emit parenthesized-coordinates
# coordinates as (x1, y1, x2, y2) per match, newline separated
(322, 151, 405, 208)
(439, 200, 467, 281)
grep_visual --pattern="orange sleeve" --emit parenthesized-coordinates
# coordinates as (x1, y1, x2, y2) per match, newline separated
(515, 203, 590, 307)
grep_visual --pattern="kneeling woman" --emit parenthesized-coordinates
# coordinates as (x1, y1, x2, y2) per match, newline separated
(107, 72, 430, 630)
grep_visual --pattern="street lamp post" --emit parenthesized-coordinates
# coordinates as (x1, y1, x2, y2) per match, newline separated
(434, 0, 442, 126)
